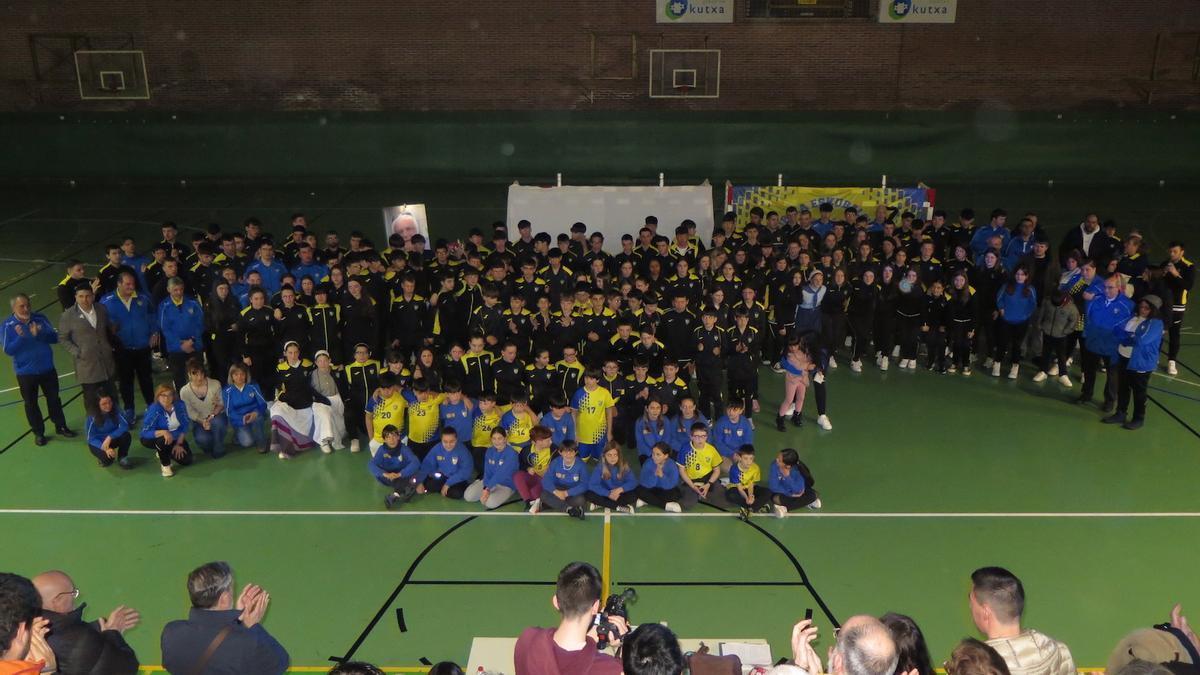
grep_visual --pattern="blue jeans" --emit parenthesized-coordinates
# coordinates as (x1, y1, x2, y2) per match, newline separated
(233, 418, 269, 448)
(192, 415, 228, 458)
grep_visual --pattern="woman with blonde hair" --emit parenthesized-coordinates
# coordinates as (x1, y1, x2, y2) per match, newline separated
(139, 383, 194, 477)
(586, 440, 638, 513)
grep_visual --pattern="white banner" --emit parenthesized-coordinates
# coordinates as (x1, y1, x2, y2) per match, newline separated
(657, 0, 734, 23)
(507, 184, 715, 254)
(878, 0, 957, 23)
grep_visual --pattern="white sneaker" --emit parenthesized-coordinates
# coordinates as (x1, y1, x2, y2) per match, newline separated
(1058, 375, 1073, 387)
(947, 365, 957, 373)
(892, 345, 901, 358)
(1032, 371, 1047, 382)
(828, 356, 837, 369)
(1168, 360, 1178, 376)
(617, 504, 635, 514)
(589, 502, 598, 511)
(962, 367, 972, 376)
(845, 336, 853, 347)
(906, 359, 917, 370)
(817, 414, 832, 430)
(1066, 356, 1074, 367)
(773, 504, 788, 519)
(350, 439, 361, 453)
(635, 498, 647, 508)
(880, 356, 890, 371)
(1048, 363, 1059, 376)
(160, 464, 174, 478)
(875, 354, 882, 366)
(771, 363, 784, 374)
(991, 362, 1001, 377)
(320, 442, 333, 454)
(1008, 364, 1019, 379)
(664, 502, 682, 513)
(529, 498, 542, 514)
(278, 451, 290, 460)
(983, 357, 995, 369)
(898, 359, 909, 369)
(807, 498, 823, 510)
(850, 359, 862, 372)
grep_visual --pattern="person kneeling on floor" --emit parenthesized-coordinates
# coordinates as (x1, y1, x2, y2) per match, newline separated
(373, 425, 421, 510)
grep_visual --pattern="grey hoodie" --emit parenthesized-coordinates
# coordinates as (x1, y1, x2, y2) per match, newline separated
(988, 629, 1076, 675)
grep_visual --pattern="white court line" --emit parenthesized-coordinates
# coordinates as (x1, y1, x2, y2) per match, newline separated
(0, 210, 39, 227)
(1151, 372, 1200, 390)
(0, 371, 74, 395)
(1, 508, 1198, 518)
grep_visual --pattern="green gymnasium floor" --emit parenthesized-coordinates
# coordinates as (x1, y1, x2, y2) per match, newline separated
(0, 183, 1198, 673)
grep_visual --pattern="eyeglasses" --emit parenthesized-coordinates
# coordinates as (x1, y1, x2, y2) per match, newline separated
(56, 588, 80, 600)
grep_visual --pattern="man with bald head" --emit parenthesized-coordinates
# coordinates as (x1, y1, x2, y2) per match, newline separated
(32, 571, 139, 675)
(791, 614, 898, 675)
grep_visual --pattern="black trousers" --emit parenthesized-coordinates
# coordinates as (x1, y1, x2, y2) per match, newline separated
(115, 347, 154, 413)
(727, 370, 755, 412)
(16, 370, 66, 436)
(726, 485, 770, 508)
(167, 352, 193, 391)
(1168, 309, 1185, 361)
(849, 317, 873, 361)
(423, 474, 467, 499)
(636, 485, 683, 509)
(695, 363, 724, 421)
(896, 314, 921, 360)
(950, 324, 972, 370)
(1040, 335, 1068, 374)
(772, 490, 818, 509)
(924, 329, 947, 369)
(993, 321, 1029, 364)
(409, 439, 436, 461)
(1080, 346, 1119, 405)
(89, 432, 131, 466)
(1115, 358, 1150, 422)
(586, 490, 639, 509)
(140, 436, 195, 467)
(821, 314, 846, 356)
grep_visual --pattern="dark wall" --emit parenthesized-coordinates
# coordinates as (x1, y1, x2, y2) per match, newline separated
(2, 1, 1199, 112)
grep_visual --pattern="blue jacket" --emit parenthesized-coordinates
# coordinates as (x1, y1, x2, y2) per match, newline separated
(370, 443, 421, 486)
(995, 283, 1038, 324)
(86, 412, 130, 448)
(290, 262, 330, 284)
(668, 413, 708, 451)
(1115, 317, 1164, 373)
(769, 462, 807, 496)
(1, 312, 58, 375)
(439, 399, 474, 445)
(639, 459, 681, 490)
(712, 415, 754, 457)
(539, 411, 576, 446)
(161, 608, 288, 675)
(542, 456, 589, 496)
(1003, 236, 1035, 271)
(970, 224, 1011, 258)
(140, 401, 190, 440)
(481, 445, 520, 490)
(588, 462, 637, 494)
(223, 383, 269, 428)
(100, 291, 157, 350)
(1084, 294, 1133, 358)
(158, 297, 206, 354)
(417, 442, 474, 485)
(245, 258, 288, 295)
(634, 415, 669, 459)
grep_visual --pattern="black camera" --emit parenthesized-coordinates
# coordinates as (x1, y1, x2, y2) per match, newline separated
(595, 587, 637, 650)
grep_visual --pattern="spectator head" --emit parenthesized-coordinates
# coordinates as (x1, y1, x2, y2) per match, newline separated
(830, 615, 899, 675)
(0, 573, 40, 660)
(880, 612, 934, 675)
(31, 570, 79, 615)
(945, 638, 1010, 675)
(1108, 627, 1200, 674)
(427, 663, 465, 675)
(329, 663, 387, 675)
(187, 561, 235, 610)
(552, 562, 603, 622)
(1112, 661, 1175, 675)
(969, 567, 1024, 636)
(622, 623, 686, 675)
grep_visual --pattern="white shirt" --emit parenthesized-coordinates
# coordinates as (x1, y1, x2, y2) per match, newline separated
(166, 408, 181, 432)
(80, 306, 97, 329)
(1080, 225, 1097, 255)
(1117, 316, 1144, 358)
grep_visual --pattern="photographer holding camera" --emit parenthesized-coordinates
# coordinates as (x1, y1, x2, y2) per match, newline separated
(514, 562, 627, 675)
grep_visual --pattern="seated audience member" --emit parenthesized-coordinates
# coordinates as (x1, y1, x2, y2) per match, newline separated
(416, 427, 474, 500)
(791, 615, 898, 675)
(33, 570, 139, 675)
(180, 358, 227, 459)
(533, 439, 588, 518)
(726, 444, 771, 517)
(1106, 604, 1200, 675)
(427, 663, 465, 675)
(586, 440, 638, 513)
(328, 663, 386, 675)
(373, 425, 421, 509)
(880, 612, 934, 675)
(622, 623, 686, 675)
(463, 427, 520, 510)
(0, 572, 56, 674)
(969, 567, 1075, 675)
(945, 639, 1012, 675)
(513, 562, 624, 675)
(140, 384, 194, 478)
(223, 363, 270, 452)
(636, 441, 684, 513)
(768, 448, 821, 516)
(160, 561, 288, 675)
(85, 392, 133, 469)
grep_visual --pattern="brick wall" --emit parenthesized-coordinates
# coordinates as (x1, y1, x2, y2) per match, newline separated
(2, 1, 1198, 111)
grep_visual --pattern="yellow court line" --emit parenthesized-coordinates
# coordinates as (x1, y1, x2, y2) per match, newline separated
(602, 511, 613, 598)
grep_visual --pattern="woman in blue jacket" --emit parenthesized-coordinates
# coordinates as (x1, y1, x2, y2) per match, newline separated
(636, 441, 683, 513)
(86, 392, 131, 469)
(992, 266, 1038, 379)
(1104, 295, 1165, 431)
(534, 439, 588, 518)
(223, 363, 270, 451)
(140, 384, 194, 477)
(634, 399, 669, 464)
(464, 427, 519, 510)
(768, 448, 821, 517)
(586, 440, 639, 513)
(374, 425, 421, 509)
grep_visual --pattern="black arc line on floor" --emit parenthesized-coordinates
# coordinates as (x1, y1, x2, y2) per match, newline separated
(1148, 395, 1200, 440)
(0, 390, 84, 455)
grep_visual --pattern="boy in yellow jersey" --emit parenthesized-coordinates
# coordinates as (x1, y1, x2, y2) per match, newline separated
(499, 392, 536, 451)
(676, 422, 722, 509)
(468, 393, 503, 475)
(403, 379, 444, 460)
(570, 368, 615, 461)
(364, 373, 407, 456)
(725, 444, 771, 519)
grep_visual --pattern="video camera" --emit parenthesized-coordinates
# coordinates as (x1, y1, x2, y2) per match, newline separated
(595, 587, 637, 650)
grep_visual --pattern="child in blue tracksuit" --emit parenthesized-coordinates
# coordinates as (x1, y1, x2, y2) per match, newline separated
(634, 399, 669, 464)
(140, 386, 194, 476)
(416, 429, 474, 499)
(534, 439, 588, 517)
(711, 400, 754, 471)
(374, 426, 422, 509)
(667, 397, 708, 452)
(768, 448, 820, 516)
(438, 384, 474, 447)
(464, 427, 520, 509)
(539, 397, 576, 446)
(992, 267, 1038, 379)
(586, 440, 639, 512)
(636, 441, 683, 512)
(86, 392, 132, 468)
(1104, 295, 1165, 430)
(223, 364, 271, 451)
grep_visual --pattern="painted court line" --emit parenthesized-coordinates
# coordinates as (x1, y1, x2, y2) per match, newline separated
(0, 370, 74, 395)
(2, 508, 1199, 518)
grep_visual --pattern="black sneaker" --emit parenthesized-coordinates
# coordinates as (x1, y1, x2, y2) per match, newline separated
(791, 412, 803, 427)
(775, 415, 786, 432)
(1122, 419, 1144, 431)
(567, 506, 585, 520)
(738, 507, 751, 522)
(394, 482, 417, 503)
(1101, 413, 1126, 425)
(756, 502, 774, 514)
(384, 492, 401, 510)
(1073, 395, 1091, 405)
(34, 435, 47, 446)
(118, 457, 133, 470)
(56, 427, 77, 438)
